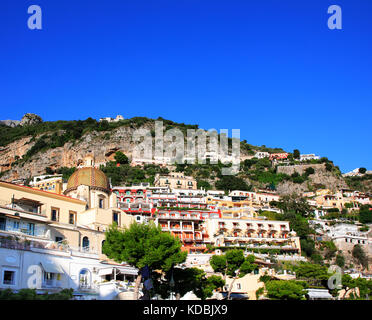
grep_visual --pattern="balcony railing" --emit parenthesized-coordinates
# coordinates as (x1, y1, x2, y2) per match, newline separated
(157, 215, 201, 221)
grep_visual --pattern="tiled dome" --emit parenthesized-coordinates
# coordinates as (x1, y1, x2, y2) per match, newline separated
(65, 167, 110, 194)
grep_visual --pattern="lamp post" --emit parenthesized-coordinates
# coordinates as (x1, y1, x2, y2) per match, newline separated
(169, 271, 175, 300)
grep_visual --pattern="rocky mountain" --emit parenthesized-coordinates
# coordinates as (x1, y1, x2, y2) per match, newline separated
(0, 114, 367, 194)
(0, 113, 42, 128)
(0, 120, 20, 127)
(276, 163, 348, 195)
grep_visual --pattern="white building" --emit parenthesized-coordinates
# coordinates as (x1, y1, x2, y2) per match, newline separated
(299, 154, 320, 161)
(99, 115, 124, 123)
(0, 238, 138, 300)
(254, 152, 270, 159)
(326, 223, 369, 249)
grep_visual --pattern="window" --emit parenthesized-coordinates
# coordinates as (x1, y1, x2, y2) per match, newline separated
(69, 211, 76, 225)
(13, 220, 20, 230)
(113, 212, 119, 224)
(0, 217, 6, 231)
(101, 240, 105, 253)
(99, 198, 104, 209)
(55, 236, 63, 243)
(82, 236, 90, 250)
(28, 223, 35, 236)
(51, 208, 59, 222)
(3, 270, 16, 285)
(236, 283, 241, 290)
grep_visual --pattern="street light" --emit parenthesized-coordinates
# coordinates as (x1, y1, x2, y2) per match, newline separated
(169, 271, 175, 300)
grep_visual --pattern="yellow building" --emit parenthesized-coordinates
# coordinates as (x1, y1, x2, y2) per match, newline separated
(30, 175, 63, 194)
(206, 198, 258, 218)
(204, 217, 301, 255)
(0, 157, 134, 258)
(154, 172, 197, 190)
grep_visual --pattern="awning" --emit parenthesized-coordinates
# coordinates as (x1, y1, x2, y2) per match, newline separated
(98, 268, 114, 276)
(306, 289, 333, 299)
(221, 292, 249, 300)
(97, 266, 138, 276)
(40, 261, 64, 274)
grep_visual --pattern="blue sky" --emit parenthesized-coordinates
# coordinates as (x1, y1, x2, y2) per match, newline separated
(1, 0, 371, 173)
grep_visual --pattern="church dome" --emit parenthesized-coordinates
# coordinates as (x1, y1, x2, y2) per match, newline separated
(64, 167, 110, 194)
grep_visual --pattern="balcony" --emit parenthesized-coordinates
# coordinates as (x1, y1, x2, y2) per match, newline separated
(170, 227, 181, 231)
(158, 215, 201, 221)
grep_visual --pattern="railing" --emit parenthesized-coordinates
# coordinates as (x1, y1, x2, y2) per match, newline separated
(0, 237, 69, 252)
(157, 215, 200, 220)
(224, 236, 289, 242)
(42, 279, 62, 288)
(0, 238, 31, 250)
(0, 202, 46, 217)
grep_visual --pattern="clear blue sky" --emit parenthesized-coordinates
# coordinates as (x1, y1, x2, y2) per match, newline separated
(1, 0, 371, 173)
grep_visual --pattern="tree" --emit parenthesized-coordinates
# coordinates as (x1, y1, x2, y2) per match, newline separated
(276, 194, 313, 218)
(335, 253, 345, 268)
(325, 163, 333, 171)
(114, 151, 129, 165)
(215, 176, 250, 192)
(304, 167, 315, 176)
(152, 267, 224, 300)
(358, 167, 367, 174)
(192, 272, 225, 300)
(197, 180, 211, 191)
(45, 166, 54, 175)
(352, 244, 369, 270)
(103, 222, 187, 299)
(321, 241, 337, 260)
(265, 280, 306, 300)
(293, 149, 300, 159)
(340, 274, 356, 299)
(358, 205, 372, 224)
(210, 250, 258, 300)
(294, 262, 331, 287)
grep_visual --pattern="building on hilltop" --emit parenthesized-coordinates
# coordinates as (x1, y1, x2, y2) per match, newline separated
(299, 154, 320, 161)
(99, 115, 124, 123)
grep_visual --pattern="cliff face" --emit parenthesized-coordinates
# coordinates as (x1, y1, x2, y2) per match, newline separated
(0, 125, 140, 180)
(0, 137, 35, 174)
(0, 117, 351, 195)
(276, 163, 348, 195)
(0, 121, 246, 181)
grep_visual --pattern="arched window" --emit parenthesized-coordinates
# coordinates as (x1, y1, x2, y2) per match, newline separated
(79, 269, 91, 289)
(82, 236, 90, 251)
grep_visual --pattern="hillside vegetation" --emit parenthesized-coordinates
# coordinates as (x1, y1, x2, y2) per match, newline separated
(0, 115, 367, 194)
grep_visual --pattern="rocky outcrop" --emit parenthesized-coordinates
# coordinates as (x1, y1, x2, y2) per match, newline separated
(19, 113, 43, 126)
(1, 113, 42, 127)
(0, 124, 150, 180)
(276, 163, 348, 195)
(0, 120, 20, 127)
(0, 137, 35, 174)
